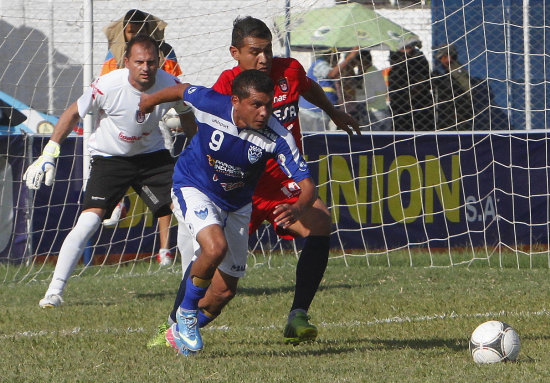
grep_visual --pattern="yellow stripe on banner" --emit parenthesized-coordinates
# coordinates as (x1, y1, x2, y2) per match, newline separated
(321, 87, 336, 93)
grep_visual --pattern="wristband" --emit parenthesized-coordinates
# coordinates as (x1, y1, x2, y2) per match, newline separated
(43, 140, 61, 158)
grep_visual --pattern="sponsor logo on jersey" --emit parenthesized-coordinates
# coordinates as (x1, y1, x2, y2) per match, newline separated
(135, 110, 146, 123)
(247, 145, 263, 164)
(194, 205, 208, 220)
(188, 86, 197, 94)
(273, 101, 298, 125)
(118, 132, 143, 143)
(220, 181, 245, 191)
(278, 77, 289, 92)
(274, 94, 287, 104)
(299, 160, 308, 171)
(207, 154, 245, 178)
(212, 117, 230, 130)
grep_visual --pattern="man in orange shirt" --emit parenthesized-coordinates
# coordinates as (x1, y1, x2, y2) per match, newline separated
(100, 9, 181, 77)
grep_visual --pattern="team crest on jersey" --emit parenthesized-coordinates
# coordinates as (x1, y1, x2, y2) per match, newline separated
(299, 160, 308, 171)
(248, 145, 262, 164)
(194, 205, 209, 220)
(278, 78, 289, 92)
(135, 110, 146, 123)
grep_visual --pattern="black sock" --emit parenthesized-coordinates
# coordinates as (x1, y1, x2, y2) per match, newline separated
(290, 235, 329, 312)
(170, 261, 194, 323)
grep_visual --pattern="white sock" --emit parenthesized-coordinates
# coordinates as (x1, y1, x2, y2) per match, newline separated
(177, 223, 196, 275)
(45, 211, 101, 296)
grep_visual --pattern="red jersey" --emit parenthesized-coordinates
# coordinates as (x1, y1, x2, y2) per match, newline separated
(212, 57, 312, 179)
(212, 57, 313, 238)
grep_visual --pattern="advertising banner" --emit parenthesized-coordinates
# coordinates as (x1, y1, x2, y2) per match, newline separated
(0, 135, 27, 262)
(302, 132, 550, 250)
(3, 132, 549, 263)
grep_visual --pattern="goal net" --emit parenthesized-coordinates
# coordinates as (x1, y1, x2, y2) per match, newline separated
(1, 0, 548, 284)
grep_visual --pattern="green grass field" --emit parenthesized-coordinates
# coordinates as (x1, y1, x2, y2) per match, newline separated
(3, 253, 550, 382)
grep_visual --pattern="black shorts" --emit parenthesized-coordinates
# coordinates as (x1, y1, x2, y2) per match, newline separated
(83, 149, 174, 218)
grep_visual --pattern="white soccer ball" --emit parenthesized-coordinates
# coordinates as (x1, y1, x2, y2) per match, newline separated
(469, 320, 520, 364)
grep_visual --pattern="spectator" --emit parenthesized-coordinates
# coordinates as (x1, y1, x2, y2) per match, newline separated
(100, 9, 187, 266)
(100, 9, 181, 77)
(431, 43, 492, 130)
(299, 48, 359, 131)
(388, 39, 434, 131)
(352, 50, 391, 131)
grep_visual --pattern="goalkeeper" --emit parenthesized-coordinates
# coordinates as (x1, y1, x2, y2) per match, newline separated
(24, 35, 194, 308)
(100, 9, 184, 266)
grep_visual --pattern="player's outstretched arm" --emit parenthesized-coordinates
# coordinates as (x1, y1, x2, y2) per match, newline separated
(23, 102, 81, 190)
(301, 81, 361, 136)
(273, 177, 317, 230)
(139, 83, 191, 114)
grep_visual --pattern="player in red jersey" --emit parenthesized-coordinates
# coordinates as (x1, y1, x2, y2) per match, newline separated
(147, 16, 360, 349)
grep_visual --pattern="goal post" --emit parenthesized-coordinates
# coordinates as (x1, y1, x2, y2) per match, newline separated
(0, 0, 549, 285)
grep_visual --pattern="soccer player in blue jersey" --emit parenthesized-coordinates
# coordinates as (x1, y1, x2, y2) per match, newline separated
(139, 69, 317, 354)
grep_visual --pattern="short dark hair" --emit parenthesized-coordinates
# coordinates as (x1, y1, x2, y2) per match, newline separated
(231, 16, 272, 48)
(232, 69, 274, 99)
(125, 34, 159, 59)
(123, 9, 148, 29)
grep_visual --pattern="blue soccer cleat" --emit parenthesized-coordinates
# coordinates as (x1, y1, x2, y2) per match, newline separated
(176, 307, 203, 352)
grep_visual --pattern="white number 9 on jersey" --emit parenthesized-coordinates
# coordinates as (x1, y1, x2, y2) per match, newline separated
(209, 130, 224, 151)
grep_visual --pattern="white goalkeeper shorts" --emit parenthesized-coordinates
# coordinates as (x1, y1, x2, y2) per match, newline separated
(171, 186, 251, 278)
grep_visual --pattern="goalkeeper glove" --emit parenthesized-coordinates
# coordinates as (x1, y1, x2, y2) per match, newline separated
(23, 140, 60, 190)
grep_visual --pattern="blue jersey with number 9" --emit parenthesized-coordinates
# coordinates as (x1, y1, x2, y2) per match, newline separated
(173, 85, 310, 212)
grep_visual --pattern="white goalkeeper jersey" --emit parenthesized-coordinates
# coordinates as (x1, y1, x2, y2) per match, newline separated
(77, 68, 183, 157)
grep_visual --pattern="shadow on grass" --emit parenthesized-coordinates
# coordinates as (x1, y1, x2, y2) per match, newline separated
(203, 337, 467, 359)
(135, 291, 176, 299)
(237, 282, 375, 297)
(204, 333, 550, 360)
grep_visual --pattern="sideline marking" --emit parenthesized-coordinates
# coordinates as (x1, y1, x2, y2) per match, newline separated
(2, 327, 145, 340)
(208, 309, 550, 331)
(6, 309, 550, 339)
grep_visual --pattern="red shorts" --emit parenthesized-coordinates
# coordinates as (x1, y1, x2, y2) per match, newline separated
(249, 173, 302, 240)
